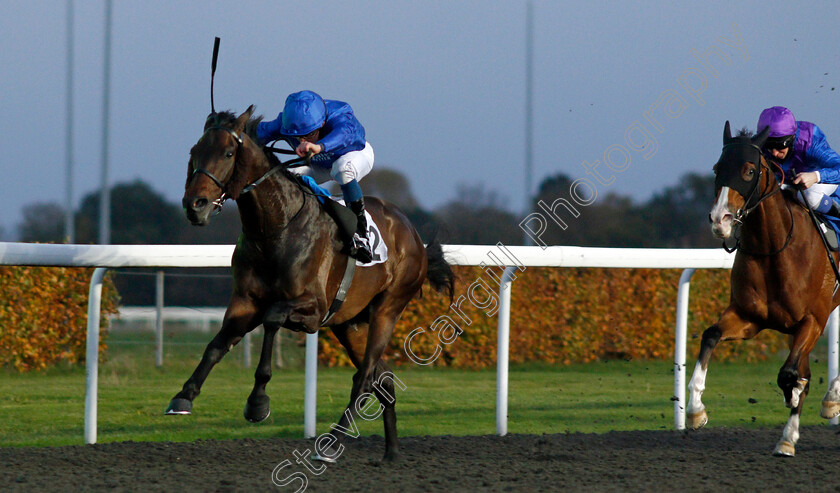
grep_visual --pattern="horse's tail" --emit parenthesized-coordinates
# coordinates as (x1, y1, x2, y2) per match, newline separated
(425, 231, 456, 302)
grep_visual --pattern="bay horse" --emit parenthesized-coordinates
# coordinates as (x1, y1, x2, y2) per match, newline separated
(687, 121, 840, 456)
(168, 106, 455, 462)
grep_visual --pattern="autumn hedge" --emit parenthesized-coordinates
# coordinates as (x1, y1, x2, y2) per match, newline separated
(318, 266, 787, 368)
(0, 264, 786, 372)
(0, 266, 120, 371)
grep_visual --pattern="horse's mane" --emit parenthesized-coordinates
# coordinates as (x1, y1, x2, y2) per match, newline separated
(736, 127, 754, 138)
(207, 110, 299, 199)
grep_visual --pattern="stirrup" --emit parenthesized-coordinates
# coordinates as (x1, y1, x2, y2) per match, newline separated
(352, 234, 373, 263)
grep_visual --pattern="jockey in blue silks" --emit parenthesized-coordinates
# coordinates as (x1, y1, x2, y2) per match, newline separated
(256, 90, 375, 262)
(757, 106, 840, 217)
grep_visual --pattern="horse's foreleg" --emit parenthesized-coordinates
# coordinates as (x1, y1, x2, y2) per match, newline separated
(778, 317, 820, 409)
(244, 325, 278, 423)
(166, 298, 259, 415)
(774, 410, 801, 457)
(774, 320, 819, 457)
(686, 325, 721, 429)
(774, 361, 811, 457)
(687, 310, 760, 430)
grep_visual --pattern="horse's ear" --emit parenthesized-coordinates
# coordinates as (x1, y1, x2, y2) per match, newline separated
(754, 125, 770, 148)
(723, 120, 732, 143)
(234, 105, 255, 132)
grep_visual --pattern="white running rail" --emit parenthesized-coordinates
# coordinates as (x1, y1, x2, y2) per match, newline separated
(0, 242, 836, 442)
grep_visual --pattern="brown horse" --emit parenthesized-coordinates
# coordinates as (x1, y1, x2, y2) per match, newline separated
(687, 121, 839, 456)
(168, 106, 455, 462)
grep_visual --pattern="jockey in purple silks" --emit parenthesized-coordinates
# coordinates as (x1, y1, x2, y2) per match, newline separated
(757, 106, 840, 216)
(256, 90, 375, 262)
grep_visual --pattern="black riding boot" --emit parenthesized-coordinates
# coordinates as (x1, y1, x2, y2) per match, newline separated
(349, 199, 373, 263)
(829, 199, 840, 217)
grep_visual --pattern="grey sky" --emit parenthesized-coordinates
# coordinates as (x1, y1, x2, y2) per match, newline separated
(1, 1, 838, 241)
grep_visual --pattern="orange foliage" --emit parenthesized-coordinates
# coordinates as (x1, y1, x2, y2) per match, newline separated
(0, 266, 120, 371)
(318, 266, 787, 368)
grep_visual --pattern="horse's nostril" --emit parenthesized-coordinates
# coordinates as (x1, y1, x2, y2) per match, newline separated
(182, 196, 208, 212)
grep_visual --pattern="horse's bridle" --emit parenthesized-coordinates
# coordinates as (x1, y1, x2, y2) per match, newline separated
(718, 141, 793, 255)
(190, 125, 244, 211)
(189, 123, 314, 234)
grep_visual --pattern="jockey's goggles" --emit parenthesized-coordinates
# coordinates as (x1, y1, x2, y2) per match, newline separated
(765, 135, 794, 151)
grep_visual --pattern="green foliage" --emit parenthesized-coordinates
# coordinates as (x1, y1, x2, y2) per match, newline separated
(528, 171, 719, 248)
(0, 266, 120, 371)
(75, 180, 184, 245)
(18, 203, 67, 243)
(434, 183, 524, 245)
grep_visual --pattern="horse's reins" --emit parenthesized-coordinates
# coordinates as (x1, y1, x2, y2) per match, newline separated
(191, 124, 313, 229)
(720, 142, 793, 256)
(202, 37, 355, 324)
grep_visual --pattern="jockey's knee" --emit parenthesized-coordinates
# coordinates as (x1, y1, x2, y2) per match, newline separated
(330, 145, 374, 185)
(798, 191, 824, 210)
(331, 161, 360, 185)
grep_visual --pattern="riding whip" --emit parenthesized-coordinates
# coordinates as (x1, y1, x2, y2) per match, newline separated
(210, 37, 220, 113)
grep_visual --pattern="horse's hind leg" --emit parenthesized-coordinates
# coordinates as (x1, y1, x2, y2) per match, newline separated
(371, 359, 403, 461)
(310, 322, 366, 462)
(821, 374, 840, 419)
(352, 302, 409, 461)
(244, 325, 278, 423)
(319, 302, 407, 462)
(166, 297, 259, 415)
(686, 310, 758, 430)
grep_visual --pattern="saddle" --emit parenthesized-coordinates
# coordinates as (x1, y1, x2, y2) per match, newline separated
(294, 175, 388, 265)
(294, 175, 358, 249)
(780, 186, 840, 251)
(816, 215, 840, 251)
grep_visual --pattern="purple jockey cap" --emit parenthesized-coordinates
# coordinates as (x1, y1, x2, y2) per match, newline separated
(757, 106, 797, 138)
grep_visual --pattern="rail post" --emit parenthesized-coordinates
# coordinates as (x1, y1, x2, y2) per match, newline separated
(85, 267, 108, 444)
(674, 268, 695, 430)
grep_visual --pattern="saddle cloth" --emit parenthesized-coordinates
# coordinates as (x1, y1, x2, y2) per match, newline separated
(299, 176, 388, 265)
(336, 199, 389, 266)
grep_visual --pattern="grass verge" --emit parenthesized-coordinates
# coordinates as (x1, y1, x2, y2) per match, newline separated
(0, 344, 834, 447)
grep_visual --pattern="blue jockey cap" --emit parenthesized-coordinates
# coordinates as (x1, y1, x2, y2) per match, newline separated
(280, 90, 327, 136)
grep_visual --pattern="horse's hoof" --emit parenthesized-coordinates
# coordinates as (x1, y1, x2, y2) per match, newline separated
(311, 452, 338, 464)
(244, 396, 271, 423)
(686, 409, 708, 430)
(821, 399, 840, 419)
(773, 440, 795, 457)
(311, 442, 343, 463)
(382, 450, 401, 463)
(165, 398, 192, 415)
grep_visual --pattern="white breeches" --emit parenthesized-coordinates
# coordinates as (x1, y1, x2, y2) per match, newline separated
(797, 183, 838, 209)
(290, 142, 374, 186)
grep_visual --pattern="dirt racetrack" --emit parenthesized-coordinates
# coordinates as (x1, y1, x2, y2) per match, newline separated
(2, 425, 840, 492)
